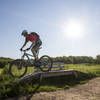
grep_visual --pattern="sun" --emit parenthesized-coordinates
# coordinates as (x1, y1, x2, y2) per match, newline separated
(62, 20, 84, 39)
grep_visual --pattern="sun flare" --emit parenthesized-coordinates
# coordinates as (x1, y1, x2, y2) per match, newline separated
(62, 20, 84, 39)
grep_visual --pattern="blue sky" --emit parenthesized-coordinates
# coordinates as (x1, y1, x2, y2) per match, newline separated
(0, 0, 100, 58)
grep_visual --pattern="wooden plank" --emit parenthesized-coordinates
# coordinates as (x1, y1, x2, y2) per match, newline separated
(41, 70, 76, 78)
(18, 70, 78, 83)
(18, 71, 41, 83)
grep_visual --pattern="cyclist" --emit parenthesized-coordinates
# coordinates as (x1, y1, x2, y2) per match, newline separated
(20, 30, 42, 62)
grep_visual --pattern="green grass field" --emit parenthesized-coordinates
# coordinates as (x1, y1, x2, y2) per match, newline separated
(0, 64, 100, 99)
(64, 64, 100, 77)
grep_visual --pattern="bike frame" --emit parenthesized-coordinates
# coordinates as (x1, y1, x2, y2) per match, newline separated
(20, 48, 49, 68)
(21, 48, 40, 65)
(21, 52, 34, 65)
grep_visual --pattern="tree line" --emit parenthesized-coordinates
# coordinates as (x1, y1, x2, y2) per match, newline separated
(0, 57, 13, 68)
(0, 55, 100, 68)
(52, 55, 100, 64)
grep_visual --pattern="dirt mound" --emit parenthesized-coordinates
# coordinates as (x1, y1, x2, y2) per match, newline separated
(7, 77, 100, 100)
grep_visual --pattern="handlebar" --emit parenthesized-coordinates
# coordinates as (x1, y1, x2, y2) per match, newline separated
(21, 49, 28, 52)
(20, 47, 42, 52)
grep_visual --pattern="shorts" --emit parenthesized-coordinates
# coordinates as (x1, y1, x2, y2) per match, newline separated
(31, 39, 42, 52)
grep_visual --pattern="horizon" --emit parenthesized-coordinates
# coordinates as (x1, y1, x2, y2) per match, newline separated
(0, 0, 100, 59)
(0, 54, 98, 59)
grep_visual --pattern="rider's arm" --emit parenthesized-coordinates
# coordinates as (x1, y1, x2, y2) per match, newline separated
(22, 41, 27, 48)
(24, 41, 35, 51)
(20, 41, 27, 50)
(29, 41, 35, 49)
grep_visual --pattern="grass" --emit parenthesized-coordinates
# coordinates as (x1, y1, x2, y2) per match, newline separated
(38, 64, 100, 93)
(0, 69, 3, 74)
(0, 64, 100, 99)
(64, 64, 100, 77)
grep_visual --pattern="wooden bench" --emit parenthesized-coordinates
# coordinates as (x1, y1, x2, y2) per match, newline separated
(34, 62, 65, 70)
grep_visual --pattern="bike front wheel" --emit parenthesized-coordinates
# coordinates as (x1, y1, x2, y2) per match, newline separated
(9, 59, 28, 78)
(39, 55, 53, 72)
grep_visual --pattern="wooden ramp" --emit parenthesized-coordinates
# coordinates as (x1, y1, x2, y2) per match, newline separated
(41, 70, 78, 78)
(18, 70, 78, 83)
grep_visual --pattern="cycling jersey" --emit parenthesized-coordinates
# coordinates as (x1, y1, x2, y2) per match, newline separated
(25, 34, 38, 43)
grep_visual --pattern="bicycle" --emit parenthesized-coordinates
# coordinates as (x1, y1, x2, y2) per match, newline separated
(9, 47, 53, 78)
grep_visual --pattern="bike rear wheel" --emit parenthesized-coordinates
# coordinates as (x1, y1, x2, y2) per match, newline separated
(39, 55, 53, 72)
(9, 59, 27, 78)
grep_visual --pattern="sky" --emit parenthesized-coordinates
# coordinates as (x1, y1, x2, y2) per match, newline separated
(0, 0, 100, 59)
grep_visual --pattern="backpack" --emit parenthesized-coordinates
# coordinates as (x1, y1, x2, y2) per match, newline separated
(31, 32, 39, 39)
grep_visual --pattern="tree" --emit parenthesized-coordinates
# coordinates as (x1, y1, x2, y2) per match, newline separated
(96, 55, 100, 64)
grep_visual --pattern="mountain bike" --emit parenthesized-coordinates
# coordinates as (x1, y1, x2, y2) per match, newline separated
(9, 48, 53, 78)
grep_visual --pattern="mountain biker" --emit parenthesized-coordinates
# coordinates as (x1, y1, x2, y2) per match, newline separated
(20, 30, 42, 61)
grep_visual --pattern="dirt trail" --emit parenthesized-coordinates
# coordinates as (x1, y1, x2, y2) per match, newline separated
(8, 77, 100, 100)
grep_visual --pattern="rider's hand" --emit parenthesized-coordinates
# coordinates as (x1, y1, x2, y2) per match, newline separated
(20, 48, 23, 51)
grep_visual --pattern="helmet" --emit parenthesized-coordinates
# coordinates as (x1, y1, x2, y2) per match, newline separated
(21, 30, 28, 36)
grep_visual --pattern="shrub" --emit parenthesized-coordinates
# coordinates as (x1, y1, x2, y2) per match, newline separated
(0, 57, 13, 68)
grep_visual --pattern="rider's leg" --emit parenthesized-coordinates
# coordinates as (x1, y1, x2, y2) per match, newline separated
(31, 39, 42, 61)
(31, 48, 38, 61)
